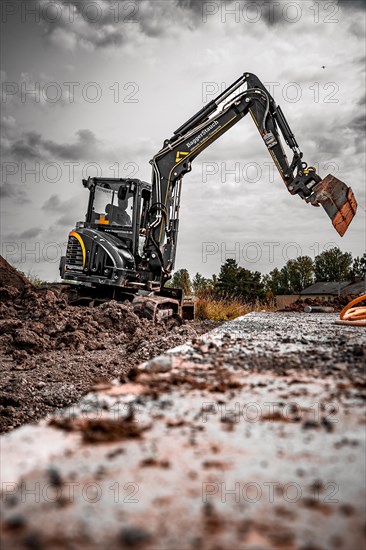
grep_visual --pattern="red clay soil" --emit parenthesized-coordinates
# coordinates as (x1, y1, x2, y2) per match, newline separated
(0, 256, 32, 293)
(0, 257, 219, 433)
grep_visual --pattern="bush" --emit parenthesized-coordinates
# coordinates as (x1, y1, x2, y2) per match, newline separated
(196, 294, 274, 321)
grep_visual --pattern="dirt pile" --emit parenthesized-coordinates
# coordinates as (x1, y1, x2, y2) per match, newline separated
(0, 256, 32, 295)
(50, 413, 150, 444)
(0, 286, 146, 356)
(279, 295, 355, 312)
(0, 259, 219, 433)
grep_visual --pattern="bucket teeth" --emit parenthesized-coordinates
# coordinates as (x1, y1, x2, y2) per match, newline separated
(310, 174, 357, 237)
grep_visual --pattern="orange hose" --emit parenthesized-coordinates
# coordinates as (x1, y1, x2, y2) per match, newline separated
(335, 294, 366, 326)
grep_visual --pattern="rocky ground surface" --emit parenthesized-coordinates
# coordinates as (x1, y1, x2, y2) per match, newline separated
(0, 256, 218, 433)
(1, 312, 365, 550)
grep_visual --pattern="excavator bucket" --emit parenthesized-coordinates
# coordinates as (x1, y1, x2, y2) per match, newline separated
(310, 174, 357, 237)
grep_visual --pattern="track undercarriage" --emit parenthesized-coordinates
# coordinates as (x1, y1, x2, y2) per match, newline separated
(49, 283, 193, 323)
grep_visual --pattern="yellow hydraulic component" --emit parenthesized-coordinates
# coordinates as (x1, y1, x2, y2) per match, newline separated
(69, 231, 86, 267)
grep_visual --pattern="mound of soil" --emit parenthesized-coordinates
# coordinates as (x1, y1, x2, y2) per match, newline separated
(0, 259, 219, 433)
(0, 256, 32, 294)
(279, 295, 356, 312)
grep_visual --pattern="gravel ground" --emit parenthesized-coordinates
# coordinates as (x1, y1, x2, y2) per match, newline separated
(1, 312, 365, 550)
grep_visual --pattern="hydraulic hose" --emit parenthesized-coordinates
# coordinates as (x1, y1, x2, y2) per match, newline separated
(335, 295, 366, 326)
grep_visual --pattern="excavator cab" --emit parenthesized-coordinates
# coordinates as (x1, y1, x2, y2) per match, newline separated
(86, 179, 134, 228)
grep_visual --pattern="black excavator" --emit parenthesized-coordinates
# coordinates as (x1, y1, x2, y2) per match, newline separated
(60, 72, 357, 320)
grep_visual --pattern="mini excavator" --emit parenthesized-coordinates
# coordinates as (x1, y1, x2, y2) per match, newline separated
(60, 72, 357, 320)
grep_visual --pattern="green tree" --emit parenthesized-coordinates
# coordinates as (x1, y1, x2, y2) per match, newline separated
(192, 272, 213, 296)
(264, 256, 314, 295)
(216, 259, 265, 301)
(216, 259, 240, 295)
(237, 268, 265, 300)
(352, 253, 366, 279)
(285, 256, 314, 293)
(264, 267, 289, 295)
(279, 264, 292, 294)
(169, 268, 192, 294)
(314, 247, 352, 282)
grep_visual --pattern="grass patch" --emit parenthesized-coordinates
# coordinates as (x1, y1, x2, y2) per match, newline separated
(195, 295, 275, 321)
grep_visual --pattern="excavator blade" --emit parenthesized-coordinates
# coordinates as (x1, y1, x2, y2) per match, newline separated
(310, 174, 357, 237)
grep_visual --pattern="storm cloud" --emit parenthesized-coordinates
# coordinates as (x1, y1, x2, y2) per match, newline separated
(35, 0, 366, 51)
(1, 0, 365, 281)
(18, 227, 43, 239)
(42, 193, 76, 212)
(337, 0, 366, 9)
(8, 129, 104, 162)
(36, 0, 298, 50)
(0, 183, 30, 204)
(42, 194, 85, 228)
(37, 0, 202, 50)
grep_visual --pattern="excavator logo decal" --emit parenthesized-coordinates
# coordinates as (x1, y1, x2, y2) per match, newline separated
(175, 151, 189, 163)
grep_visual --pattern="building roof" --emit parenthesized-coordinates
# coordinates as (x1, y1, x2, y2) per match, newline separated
(300, 280, 366, 296)
(342, 281, 366, 295)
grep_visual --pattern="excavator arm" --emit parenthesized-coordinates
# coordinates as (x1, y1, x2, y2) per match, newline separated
(144, 73, 357, 283)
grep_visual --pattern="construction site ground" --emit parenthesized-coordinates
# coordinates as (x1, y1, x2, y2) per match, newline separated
(0, 287, 218, 434)
(1, 306, 365, 550)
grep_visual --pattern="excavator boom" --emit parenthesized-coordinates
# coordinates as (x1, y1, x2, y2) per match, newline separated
(144, 72, 357, 282)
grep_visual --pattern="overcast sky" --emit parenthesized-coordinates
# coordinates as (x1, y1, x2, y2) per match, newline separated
(1, 0, 365, 281)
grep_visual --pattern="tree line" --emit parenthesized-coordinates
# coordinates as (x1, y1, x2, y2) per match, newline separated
(167, 248, 366, 300)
